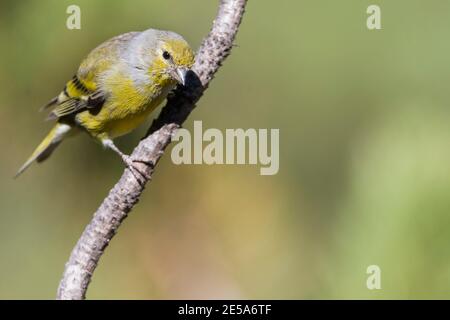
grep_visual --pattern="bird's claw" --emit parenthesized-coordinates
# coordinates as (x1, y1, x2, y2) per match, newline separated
(122, 155, 153, 183)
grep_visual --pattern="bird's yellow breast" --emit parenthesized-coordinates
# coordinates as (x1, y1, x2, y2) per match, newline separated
(75, 74, 175, 139)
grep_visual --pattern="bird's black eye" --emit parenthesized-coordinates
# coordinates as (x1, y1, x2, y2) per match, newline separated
(162, 51, 171, 60)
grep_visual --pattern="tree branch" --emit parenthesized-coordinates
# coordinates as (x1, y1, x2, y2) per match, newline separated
(56, 0, 248, 300)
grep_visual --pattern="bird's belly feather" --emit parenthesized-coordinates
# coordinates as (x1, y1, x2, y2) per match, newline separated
(75, 87, 169, 140)
(76, 78, 171, 140)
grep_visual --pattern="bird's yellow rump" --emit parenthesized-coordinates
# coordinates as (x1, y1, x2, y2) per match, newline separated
(16, 29, 194, 178)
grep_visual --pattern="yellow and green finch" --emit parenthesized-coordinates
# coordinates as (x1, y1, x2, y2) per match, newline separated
(16, 28, 195, 178)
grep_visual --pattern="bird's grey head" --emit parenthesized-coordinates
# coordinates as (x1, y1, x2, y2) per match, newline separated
(127, 28, 195, 87)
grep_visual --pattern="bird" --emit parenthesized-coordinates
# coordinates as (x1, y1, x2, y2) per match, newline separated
(16, 28, 195, 179)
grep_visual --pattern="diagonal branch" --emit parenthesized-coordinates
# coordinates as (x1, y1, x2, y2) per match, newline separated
(56, 0, 248, 300)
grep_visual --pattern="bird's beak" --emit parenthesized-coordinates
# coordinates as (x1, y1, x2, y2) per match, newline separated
(171, 67, 189, 86)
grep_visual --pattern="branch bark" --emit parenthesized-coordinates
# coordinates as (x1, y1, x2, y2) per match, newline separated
(56, 0, 248, 300)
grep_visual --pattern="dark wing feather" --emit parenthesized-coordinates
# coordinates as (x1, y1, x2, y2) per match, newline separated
(47, 90, 105, 120)
(46, 98, 83, 120)
(39, 96, 58, 112)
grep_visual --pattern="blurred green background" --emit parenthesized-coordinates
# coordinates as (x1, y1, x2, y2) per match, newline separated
(1, 0, 450, 299)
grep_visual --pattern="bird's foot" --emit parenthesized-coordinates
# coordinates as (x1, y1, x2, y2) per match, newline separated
(121, 155, 154, 183)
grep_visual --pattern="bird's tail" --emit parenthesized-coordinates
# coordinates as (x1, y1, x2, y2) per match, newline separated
(15, 123, 72, 178)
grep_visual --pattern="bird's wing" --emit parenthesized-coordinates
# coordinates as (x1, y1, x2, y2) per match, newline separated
(45, 31, 140, 120)
(46, 75, 104, 120)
